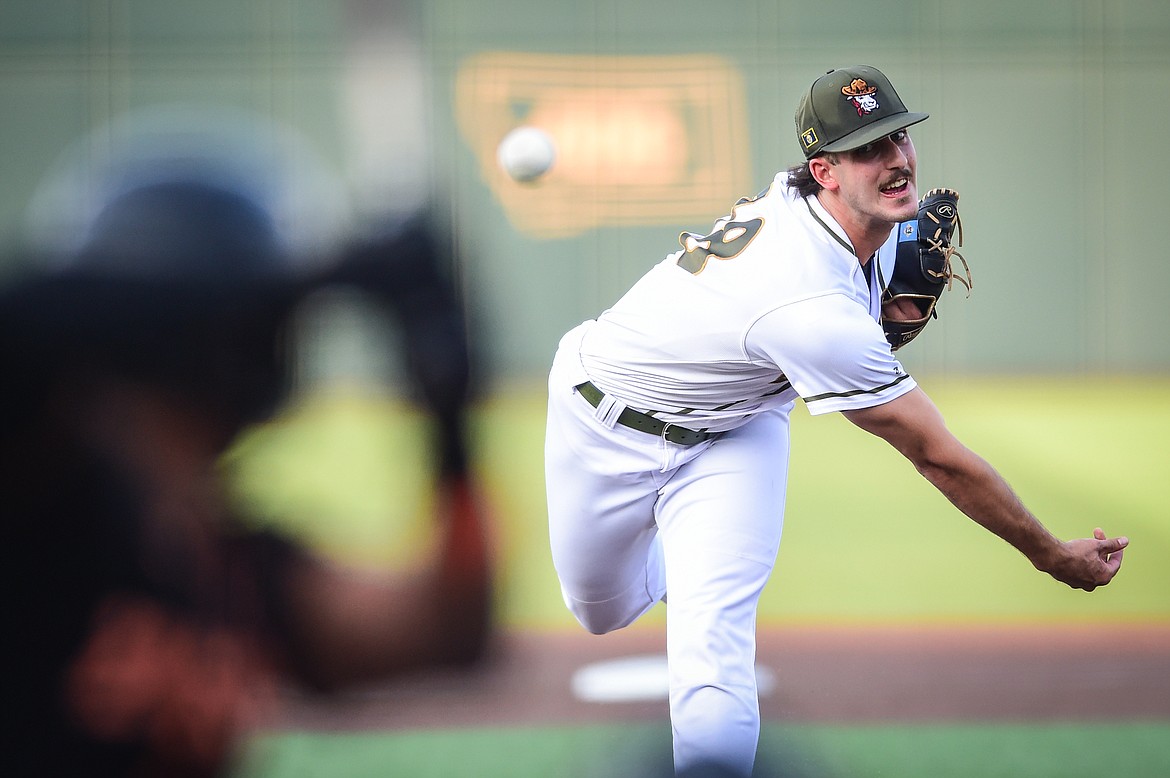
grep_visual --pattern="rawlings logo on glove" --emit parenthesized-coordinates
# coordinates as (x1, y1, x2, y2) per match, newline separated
(881, 187, 972, 350)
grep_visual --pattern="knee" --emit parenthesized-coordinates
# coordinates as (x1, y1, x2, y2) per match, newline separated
(562, 587, 646, 635)
(569, 602, 631, 635)
(579, 619, 615, 636)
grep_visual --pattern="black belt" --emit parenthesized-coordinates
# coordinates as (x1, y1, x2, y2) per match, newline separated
(575, 382, 713, 446)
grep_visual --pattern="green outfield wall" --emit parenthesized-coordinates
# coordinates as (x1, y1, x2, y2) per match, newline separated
(1, 0, 1168, 378)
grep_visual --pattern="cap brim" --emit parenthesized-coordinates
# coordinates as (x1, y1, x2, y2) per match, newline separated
(820, 112, 929, 154)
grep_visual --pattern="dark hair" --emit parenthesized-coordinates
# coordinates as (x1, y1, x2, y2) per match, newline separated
(785, 153, 839, 199)
(785, 162, 818, 198)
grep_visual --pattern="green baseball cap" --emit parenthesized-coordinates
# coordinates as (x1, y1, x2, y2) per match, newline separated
(795, 65, 928, 159)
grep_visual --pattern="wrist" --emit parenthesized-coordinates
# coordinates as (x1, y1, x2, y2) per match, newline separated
(1024, 535, 1066, 574)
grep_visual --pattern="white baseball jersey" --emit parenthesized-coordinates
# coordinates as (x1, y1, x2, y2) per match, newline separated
(547, 172, 920, 775)
(577, 172, 916, 432)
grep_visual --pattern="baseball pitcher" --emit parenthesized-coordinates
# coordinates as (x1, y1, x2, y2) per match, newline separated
(544, 65, 1126, 777)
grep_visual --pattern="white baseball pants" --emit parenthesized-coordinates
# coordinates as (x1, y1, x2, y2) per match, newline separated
(545, 323, 790, 776)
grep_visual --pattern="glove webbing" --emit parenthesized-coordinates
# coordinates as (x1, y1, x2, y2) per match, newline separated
(920, 190, 973, 295)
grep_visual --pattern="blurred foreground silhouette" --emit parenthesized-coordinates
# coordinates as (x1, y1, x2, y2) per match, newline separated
(2, 108, 494, 777)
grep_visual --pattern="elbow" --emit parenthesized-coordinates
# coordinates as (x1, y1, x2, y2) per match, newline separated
(907, 437, 981, 497)
(910, 449, 944, 480)
(903, 439, 957, 487)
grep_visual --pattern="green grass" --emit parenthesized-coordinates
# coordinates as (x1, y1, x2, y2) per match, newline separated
(763, 375, 1170, 625)
(225, 374, 1170, 629)
(223, 375, 1170, 778)
(233, 721, 1170, 778)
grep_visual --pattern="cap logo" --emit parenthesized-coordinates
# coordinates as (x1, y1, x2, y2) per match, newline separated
(841, 78, 880, 116)
(800, 127, 819, 150)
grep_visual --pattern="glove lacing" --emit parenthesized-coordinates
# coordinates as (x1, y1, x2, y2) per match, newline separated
(922, 210, 973, 295)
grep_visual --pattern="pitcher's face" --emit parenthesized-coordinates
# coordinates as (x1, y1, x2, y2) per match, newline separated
(833, 130, 919, 228)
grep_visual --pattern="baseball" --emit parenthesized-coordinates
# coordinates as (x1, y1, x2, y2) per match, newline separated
(497, 126, 556, 183)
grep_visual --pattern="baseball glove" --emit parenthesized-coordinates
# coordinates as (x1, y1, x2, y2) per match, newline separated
(881, 187, 972, 350)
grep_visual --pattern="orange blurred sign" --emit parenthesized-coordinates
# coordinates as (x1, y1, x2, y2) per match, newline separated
(455, 52, 752, 238)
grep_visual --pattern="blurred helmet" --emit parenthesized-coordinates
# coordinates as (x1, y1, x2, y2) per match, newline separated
(1, 105, 352, 428)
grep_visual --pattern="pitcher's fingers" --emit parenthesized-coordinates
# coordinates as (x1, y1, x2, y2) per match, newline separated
(1106, 545, 1124, 568)
(1104, 536, 1129, 553)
